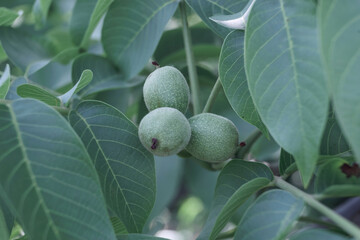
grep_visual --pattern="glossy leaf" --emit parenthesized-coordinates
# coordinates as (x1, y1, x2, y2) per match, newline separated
(0, 7, 18, 26)
(117, 234, 168, 240)
(102, 0, 179, 79)
(290, 229, 351, 240)
(0, 99, 116, 240)
(69, 101, 156, 233)
(17, 84, 61, 106)
(234, 190, 304, 240)
(315, 158, 360, 197)
(32, 0, 52, 26)
(0, 64, 10, 99)
(72, 54, 144, 96)
(197, 160, 273, 240)
(185, 0, 249, 37)
(319, 0, 360, 163)
(0, 207, 9, 240)
(70, 0, 113, 47)
(0, 27, 50, 71)
(58, 69, 93, 104)
(245, 0, 328, 186)
(219, 30, 268, 136)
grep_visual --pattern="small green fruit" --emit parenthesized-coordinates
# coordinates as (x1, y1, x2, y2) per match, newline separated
(186, 113, 239, 162)
(138, 107, 191, 156)
(143, 66, 190, 113)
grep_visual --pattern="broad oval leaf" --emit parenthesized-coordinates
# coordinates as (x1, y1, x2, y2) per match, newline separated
(0, 7, 19, 26)
(245, 0, 328, 186)
(0, 27, 50, 71)
(185, 0, 249, 38)
(69, 100, 156, 233)
(319, 0, 360, 164)
(0, 64, 11, 99)
(197, 160, 273, 240)
(17, 84, 60, 106)
(102, 0, 179, 80)
(290, 229, 352, 240)
(315, 158, 360, 197)
(0, 99, 116, 240)
(219, 30, 268, 136)
(70, 0, 113, 47)
(234, 189, 304, 240)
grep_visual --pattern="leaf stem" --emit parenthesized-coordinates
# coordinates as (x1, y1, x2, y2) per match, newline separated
(179, 1, 201, 115)
(274, 176, 360, 239)
(203, 77, 222, 113)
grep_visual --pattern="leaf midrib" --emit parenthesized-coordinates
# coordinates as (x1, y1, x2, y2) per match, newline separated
(7, 103, 61, 240)
(73, 110, 139, 232)
(279, 0, 306, 153)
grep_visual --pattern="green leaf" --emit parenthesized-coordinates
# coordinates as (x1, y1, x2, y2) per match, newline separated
(245, 0, 328, 186)
(234, 190, 304, 240)
(219, 30, 268, 136)
(319, 0, 360, 164)
(111, 217, 128, 235)
(0, 199, 14, 235)
(0, 64, 10, 99)
(69, 100, 156, 233)
(210, 0, 256, 30)
(101, 0, 179, 80)
(72, 54, 144, 96)
(32, 0, 52, 27)
(0, 207, 9, 240)
(0, 7, 19, 26)
(17, 84, 61, 106)
(70, 0, 114, 47)
(146, 155, 183, 229)
(185, 0, 249, 38)
(197, 160, 273, 240)
(0, 99, 116, 240)
(58, 69, 93, 104)
(279, 149, 295, 176)
(320, 109, 350, 155)
(117, 234, 168, 240)
(315, 158, 360, 197)
(290, 229, 352, 240)
(5, 77, 27, 100)
(153, 26, 221, 65)
(0, 27, 50, 71)
(26, 47, 79, 77)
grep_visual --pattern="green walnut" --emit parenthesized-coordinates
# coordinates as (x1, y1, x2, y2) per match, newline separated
(138, 107, 191, 156)
(185, 113, 239, 162)
(143, 66, 190, 113)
